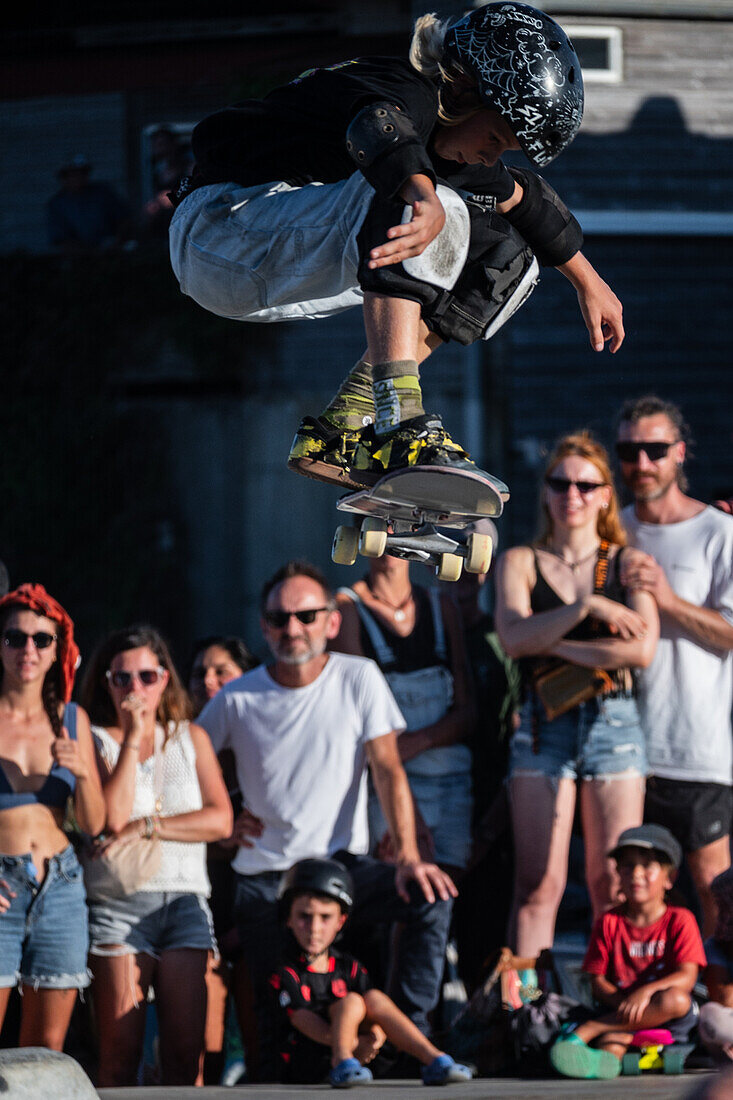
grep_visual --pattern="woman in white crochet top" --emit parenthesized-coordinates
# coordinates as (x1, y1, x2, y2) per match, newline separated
(80, 624, 232, 1087)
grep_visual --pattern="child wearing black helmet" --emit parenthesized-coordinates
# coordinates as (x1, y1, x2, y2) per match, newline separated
(271, 857, 472, 1087)
(170, 3, 623, 490)
(550, 824, 706, 1080)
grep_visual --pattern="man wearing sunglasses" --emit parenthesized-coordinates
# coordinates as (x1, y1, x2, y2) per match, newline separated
(616, 395, 733, 936)
(198, 560, 455, 1080)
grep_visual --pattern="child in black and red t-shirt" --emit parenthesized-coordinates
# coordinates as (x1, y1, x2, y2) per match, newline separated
(551, 824, 706, 1080)
(270, 858, 472, 1087)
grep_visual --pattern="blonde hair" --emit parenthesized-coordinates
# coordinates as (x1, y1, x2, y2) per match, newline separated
(536, 431, 627, 547)
(409, 13, 484, 126)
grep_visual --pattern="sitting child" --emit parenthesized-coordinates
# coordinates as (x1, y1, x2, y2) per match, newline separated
(551, 824, 706, 1080)
(699, 867, 733, 1061)
(270, 857, 472, 1087)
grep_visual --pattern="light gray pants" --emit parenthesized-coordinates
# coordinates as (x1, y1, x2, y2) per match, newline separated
(169, 175, 375, 322)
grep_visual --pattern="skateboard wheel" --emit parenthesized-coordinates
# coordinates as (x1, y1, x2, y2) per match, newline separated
(465, 533, 493, 574)
(662, 1051, 685, 1074)
(436, 553, 463, 582)
(621, 1053, 641, 1076)
(332, 525, 358, 566)
(359, 518, 388, 558)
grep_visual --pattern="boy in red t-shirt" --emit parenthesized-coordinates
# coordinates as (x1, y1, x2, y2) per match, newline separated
(551, 824, 706, 1080)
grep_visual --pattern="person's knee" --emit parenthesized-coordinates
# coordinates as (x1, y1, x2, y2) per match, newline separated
(515, 869, 566, 911)
(330, 992, 366, 1020)
(651, 986, 691, 1020)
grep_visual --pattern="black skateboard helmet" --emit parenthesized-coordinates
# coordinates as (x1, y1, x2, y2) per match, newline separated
(279, 858, 355, 915)
(443, 2, 584, 167)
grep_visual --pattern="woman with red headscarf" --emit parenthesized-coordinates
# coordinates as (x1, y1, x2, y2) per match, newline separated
(0, 583, 105, 1049)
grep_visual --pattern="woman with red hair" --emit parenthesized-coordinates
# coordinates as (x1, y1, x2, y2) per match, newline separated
(496, 434, 659, 956)
(0, 583, 105, 1048)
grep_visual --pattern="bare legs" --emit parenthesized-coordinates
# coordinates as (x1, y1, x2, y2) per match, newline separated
(509, 772, 645, 955)
(329, 989, 444, 1068)
(91, 947, 208, 1087)
(687, 835, 731, 938)
(18, 988, 78, 1050)
(509, 775, 575, 956)
(581, 774, 645, 918)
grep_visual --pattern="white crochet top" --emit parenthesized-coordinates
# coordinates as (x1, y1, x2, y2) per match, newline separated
(93, 721, 211, 896)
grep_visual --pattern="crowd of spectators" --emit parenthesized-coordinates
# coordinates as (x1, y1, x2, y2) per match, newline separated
(0, 393, 731, 1087)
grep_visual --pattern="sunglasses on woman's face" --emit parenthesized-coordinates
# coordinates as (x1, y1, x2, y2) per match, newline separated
(615, 441, 676, 463)
(105, 668, 165, 689)
(2, 629, 57, 650)
(545, 476, 606, 496)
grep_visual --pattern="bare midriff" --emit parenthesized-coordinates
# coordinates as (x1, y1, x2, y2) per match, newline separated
(0, 803, 69, 880)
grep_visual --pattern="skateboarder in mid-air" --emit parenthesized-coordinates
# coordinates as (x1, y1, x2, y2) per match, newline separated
(169, 2, 624, 488)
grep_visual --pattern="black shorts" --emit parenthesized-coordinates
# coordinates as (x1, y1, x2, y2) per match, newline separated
(644, 776, 733, 853)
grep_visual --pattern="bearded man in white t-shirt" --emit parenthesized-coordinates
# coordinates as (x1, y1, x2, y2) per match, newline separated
(199, 560, 456, 1080)
(616, 396, 733, 937)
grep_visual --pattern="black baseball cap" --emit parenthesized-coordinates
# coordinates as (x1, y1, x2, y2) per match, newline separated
(608, 824, 682, 869)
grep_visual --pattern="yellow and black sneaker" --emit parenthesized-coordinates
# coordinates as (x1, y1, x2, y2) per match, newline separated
(287, 416, 374, 489)
(352, 414, 477, 477)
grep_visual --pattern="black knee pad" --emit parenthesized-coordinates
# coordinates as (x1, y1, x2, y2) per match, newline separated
(358, 190, 539, 346)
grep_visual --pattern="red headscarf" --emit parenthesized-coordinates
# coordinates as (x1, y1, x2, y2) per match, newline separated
(0, 583, 80, 703)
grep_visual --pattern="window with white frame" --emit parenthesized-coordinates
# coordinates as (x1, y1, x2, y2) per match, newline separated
(563, 25, 623, 83)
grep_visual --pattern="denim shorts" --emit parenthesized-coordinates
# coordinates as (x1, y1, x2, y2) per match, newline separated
(169, 174, 373, 323)
(509, 694, 648, 781)
(88, 890, 216, 960)
(0, 845, 90, 990)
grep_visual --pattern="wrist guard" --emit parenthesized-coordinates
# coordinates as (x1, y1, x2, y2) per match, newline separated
(505, 168, 583, 267)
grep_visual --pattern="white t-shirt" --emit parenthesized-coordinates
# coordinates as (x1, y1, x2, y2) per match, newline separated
(623, 505, 733, 783)
(199, 652, 405, 874)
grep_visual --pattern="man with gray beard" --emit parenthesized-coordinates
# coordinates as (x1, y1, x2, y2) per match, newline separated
(616, 396, 733, 937)
(198, 560, 455, 1079)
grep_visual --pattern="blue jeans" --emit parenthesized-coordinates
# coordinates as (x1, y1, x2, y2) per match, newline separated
(0, 845, 90, 989)
(233, 851, 452, 1078)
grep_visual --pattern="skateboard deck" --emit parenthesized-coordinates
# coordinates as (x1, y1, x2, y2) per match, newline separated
(331, 466, 509, 581)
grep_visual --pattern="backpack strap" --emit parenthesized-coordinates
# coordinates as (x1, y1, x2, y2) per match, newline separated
(62, 701, 78, 740)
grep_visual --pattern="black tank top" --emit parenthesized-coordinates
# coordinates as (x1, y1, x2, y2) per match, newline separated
(530, 545, 628, 641)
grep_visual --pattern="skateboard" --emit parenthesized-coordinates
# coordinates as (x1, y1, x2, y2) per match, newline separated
(331, 466, 509, 582)
(620, 1029, 695, 1076)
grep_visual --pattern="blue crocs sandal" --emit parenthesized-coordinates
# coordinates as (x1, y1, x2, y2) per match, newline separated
(550, 1035, 621, 1080)
(421, 1054, 473, 1085)
(329, 1058, 373, 1088)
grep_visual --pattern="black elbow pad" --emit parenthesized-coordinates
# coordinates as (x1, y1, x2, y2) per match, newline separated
(346, 102, 419, 169)
(505, 167, 583, 267)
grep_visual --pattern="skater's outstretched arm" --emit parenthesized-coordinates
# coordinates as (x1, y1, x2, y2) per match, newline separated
(558, 252, 625, 353)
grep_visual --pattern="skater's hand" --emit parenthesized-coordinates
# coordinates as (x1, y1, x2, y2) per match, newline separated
(368, 175, 445, 269)
(394, 859, 458, 905)
(557, 253, 625, 353)
(230, 806, 265, 848)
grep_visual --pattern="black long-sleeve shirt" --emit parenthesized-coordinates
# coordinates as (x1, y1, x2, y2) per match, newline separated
(191, 56, 516, 204)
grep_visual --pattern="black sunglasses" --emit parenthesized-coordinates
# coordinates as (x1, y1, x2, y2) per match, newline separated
(2, 629, 57, 650)
(615, 441, 677, 463)
(263, 607, 331, 629)
(106, 668, 165, 689)
(545, 476, 606, 496)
